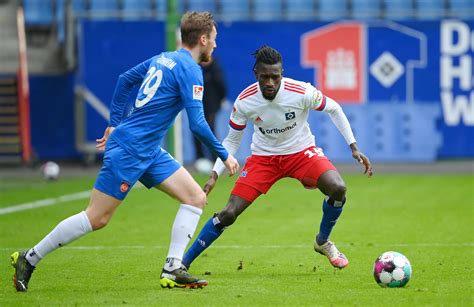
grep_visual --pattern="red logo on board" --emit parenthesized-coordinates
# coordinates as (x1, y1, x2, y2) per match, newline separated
(301, 23, 364, 104)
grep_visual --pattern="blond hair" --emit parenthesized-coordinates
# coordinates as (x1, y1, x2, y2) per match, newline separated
(180, 11, 216, 48)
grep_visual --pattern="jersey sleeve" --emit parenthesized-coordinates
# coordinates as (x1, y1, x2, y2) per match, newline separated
(212, 128, 244, 176)
(177, 66, 204, 109)
(320, 96, 356, 145)
(186, 106, 229, 162)
(303, 83, 327, 111)
(109, 57, 152, 127)
(228, 100, 248, 131)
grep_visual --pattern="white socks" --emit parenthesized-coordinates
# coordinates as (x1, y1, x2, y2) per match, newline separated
(26, 211, 92, 266)
(164, 204, 202, 271)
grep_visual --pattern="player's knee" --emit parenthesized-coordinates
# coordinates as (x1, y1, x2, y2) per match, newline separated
(89, 215, 110, 230)
(188, 190, 207, 209)
(218, 208, 237, 227)
(329, 182, 347, 201)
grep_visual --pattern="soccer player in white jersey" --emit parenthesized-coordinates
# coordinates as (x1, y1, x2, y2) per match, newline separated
(10, 12, 239, 292)
(182, 46, 372, 272)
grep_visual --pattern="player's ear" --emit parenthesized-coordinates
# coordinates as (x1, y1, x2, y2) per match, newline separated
(199, 34, 207, 46)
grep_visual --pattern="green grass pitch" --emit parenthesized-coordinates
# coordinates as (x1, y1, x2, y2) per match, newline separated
(0, 171, 472, 305)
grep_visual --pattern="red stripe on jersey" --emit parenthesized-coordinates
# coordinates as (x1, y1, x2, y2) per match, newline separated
(238, 84, 258, 100)
(239, 89, 258, 100)
(284, 85, 305, 95)
(229, 120, 246, 130)
(285, 82, 305, 91)
(315, 95, 326, 111)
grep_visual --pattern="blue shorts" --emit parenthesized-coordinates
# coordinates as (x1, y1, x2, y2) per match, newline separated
(94, 139, 181, 200)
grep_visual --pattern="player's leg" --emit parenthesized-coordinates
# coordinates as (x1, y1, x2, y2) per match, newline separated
(183, 154, 280, 270)
(182, 193, 255, 269)
(140, 151, 208, 288)
(315, 169, 347, 244)
(11, 189, 122, 292)
(289, 147, 348, 268)
(11, 141, 136, 292)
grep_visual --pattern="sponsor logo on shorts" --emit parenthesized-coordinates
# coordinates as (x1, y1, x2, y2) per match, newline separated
(240, 169, 248, 177)
(120, 182, 130, 193)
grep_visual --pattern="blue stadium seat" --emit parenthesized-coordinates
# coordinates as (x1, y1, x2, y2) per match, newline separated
(72, 0, 88, 16)
(153, 0, 167, 18)
(318, 0, 349, 20)
(415, 0, 445, 19)
(449, 0, 474, 18)
(384, 0, 414, 19)
(352, 0, 381, 19)
(187, 0, 217, 13)
(253, 0, 282, 21)
(220, 0, 250, 21)
(286, 0, 315, 21)
(23, 0, 54, 25)
(122, 0, 153, 19)
(89, 0, 120, 18)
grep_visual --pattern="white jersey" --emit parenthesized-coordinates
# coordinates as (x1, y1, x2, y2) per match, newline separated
(230, 77, 329, 155)
(213, 77, 356, 175)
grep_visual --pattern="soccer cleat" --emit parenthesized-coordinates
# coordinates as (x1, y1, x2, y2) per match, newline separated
(314, 240, 349, 269)
(11, 251, 36, 292)
(160, 268, 208, 289)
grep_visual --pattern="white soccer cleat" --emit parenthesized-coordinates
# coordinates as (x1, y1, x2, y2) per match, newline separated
(314, 240, 349, 269)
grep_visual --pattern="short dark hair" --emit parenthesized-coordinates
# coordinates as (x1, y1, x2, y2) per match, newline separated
(252, 45, 282, 70)
(180, 11, 216, 48)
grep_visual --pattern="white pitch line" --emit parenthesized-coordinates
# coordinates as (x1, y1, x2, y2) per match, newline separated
(0, 184, 145, 216)
(0, 191, 91, 215)
(1, 243, 473, 251)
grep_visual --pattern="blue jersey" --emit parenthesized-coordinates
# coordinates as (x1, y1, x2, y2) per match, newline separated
(108, 48, 228, 161)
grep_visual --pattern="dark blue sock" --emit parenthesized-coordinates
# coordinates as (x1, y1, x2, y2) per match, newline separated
(182, 216, 224, 269)
(317, 197, 344, 245)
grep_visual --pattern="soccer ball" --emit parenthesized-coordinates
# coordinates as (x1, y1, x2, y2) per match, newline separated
(42, 161, 60, 180)
(373, 251, 412, 288)
(194, 158, 213, 174)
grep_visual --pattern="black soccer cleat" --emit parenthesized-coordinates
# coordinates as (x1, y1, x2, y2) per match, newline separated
(160, 268, 208, 289)
(11, 251, 36, 292)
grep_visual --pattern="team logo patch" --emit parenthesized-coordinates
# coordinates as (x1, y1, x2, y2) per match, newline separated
(193, 85, 204, 100)
(120, 182, 130, 193)
(240, 169, 248, 177)
(255, 116, 263, 124)
(285, 112, 296, 120)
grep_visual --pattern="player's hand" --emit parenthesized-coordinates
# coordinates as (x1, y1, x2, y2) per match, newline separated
(352, 151, 373, 177)
(223, 154, 239, 176)
(203, 171, 218, 196)
(95, 126, 115, 151)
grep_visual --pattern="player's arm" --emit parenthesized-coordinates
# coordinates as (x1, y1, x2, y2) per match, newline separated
(96, 58, 153, 151)
(309, 89, 373, 177)
(180, 67, 239, 176)
(203, 103, 247, 195)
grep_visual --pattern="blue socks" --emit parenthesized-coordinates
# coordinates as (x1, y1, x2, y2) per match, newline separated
(317, 196, 345, 245)
(182, 215, 224, 269)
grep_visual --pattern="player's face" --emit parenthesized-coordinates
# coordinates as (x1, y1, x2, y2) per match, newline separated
(199, 26, 217, 63)
(254, 62, 283, 100)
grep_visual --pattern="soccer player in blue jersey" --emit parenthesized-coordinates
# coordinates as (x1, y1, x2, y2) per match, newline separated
(11, 11, 239, 291)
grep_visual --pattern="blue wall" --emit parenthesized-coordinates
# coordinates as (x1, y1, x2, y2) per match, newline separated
(29, 19, 473, 162)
